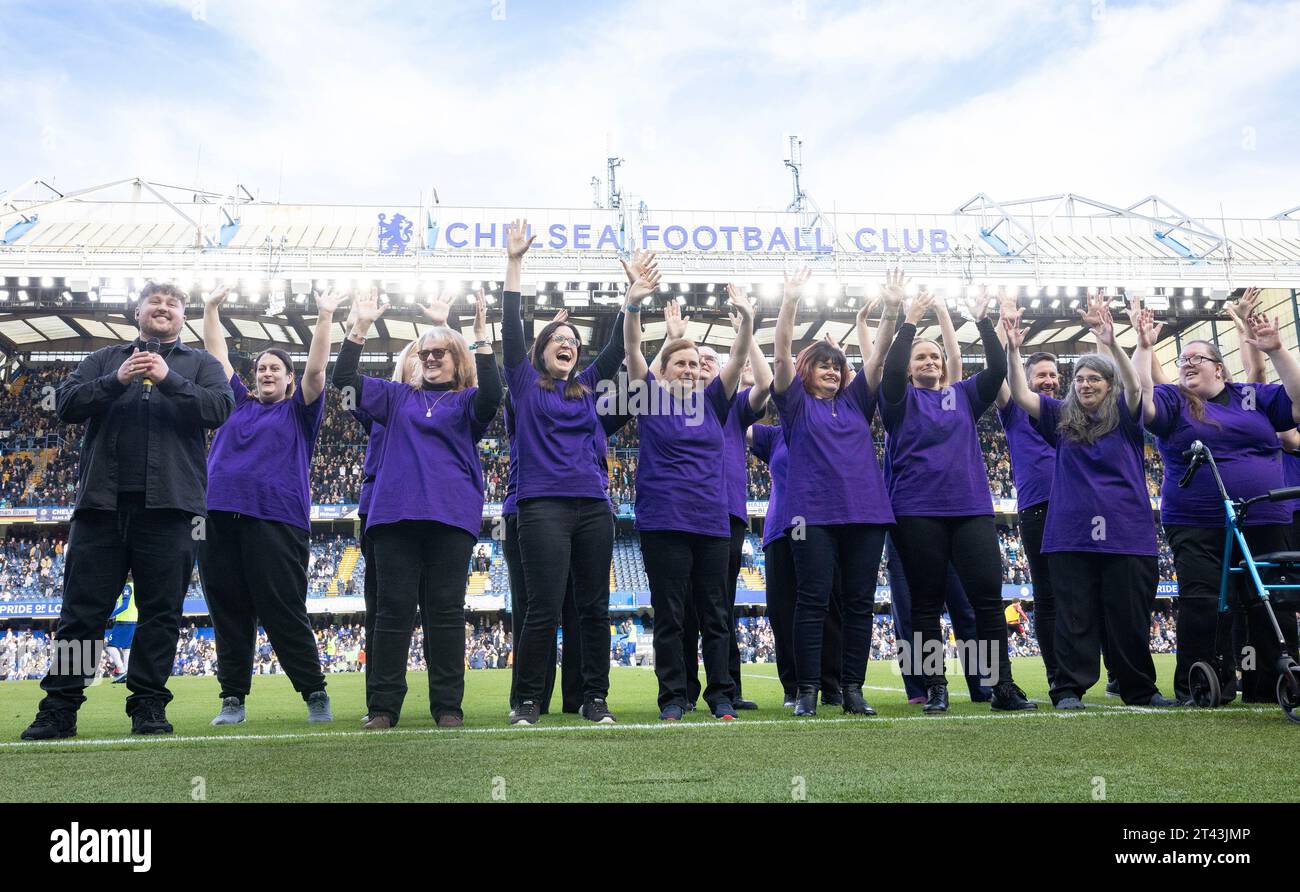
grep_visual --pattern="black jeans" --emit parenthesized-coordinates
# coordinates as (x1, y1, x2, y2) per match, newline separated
(38, 493, 198, 716)
(682, 516, 748, 703)
(198, 511, 324, 702)
(892, 514, 1012, 689)
(514, 498, 613, 704)
(367, 521, 475, 722)
(1018, 501, 1058, 686)
(884, 534, 988, 700)
(1048, 551, 1158, 704)
(790, 523, 887, 690)
(640, 530, 735, 709)
(1166, 523, 1298, 702)
(504, 513, 582, 713)
(765, 536, 842, 699)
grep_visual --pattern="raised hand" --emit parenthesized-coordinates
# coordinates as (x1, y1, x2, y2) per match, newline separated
(783, 266, 812, 303)
(1077, 289, 1106, 328)
(506, 218, 536, 261)
(855, 296, 880, 327)
(626, 257, 661, 308)
(963, 288, 992, 322)
(421, 292, 452, 326)
(728, 290, 755, 328)
(314, 288, 347, 317)
(664, 299, 690, 339)
(619, 249, 657, 286)
(473, 288, 489, 343)
(881, 267, 908, 309)
(1244, 313, 1283, 353)
(1089, 303, 1117, 347)
(354, 288, 387, 325)
(553, 308, 570, 325)
(1135, 307, 1160, 349)
(995, 285, 1018, 322)
(1225, 287, 1261, 330)
(1001, 315, 1026, 351)
(905, 291, 934, 326)
(204, 285, 230, 308)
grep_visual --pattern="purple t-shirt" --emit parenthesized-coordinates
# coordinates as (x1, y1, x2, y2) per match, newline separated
(350, 407, 383, 520)
(207, 374, 325, 530)
(505, 360, 608, 503)
(770, 372, 894, 528)
(633, 372, 732, 537)
(997, 400, 1055, 510)
(1038, 393, 1157, 556)
(359, 377, 488, 536)
(723, 387, 763, 524)
(880, 376, 995, 517)
(1149, 382, 1295, 527)
(1283, 444, 1300, 517)
(750, 423, 788, 547)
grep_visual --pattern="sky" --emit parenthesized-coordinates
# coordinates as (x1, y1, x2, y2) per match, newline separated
(2, 0, 1298, 218)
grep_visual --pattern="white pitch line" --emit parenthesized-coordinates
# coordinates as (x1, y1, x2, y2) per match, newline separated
(1, 699, 1280, 750)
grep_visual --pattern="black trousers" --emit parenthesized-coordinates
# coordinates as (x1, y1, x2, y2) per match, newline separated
(884, 534, 988, 700)
(367, 521, 475, 722)
(892, 514, 1012, 688)
(1166, 523, 1298, 702)
(38, 494, 197, 716)
(790, 523, 888, 689)
(1047, 551, 1158, 704)
(514, 498, 613, 705)
(504, 514, 581, 713)
(681, 516, 748, 703)
(765, 536, 842, 700)
(1018, 501, 1058, 686)
(640, 530, 735, 709)
(362, 514, 431, 691)
(198, 511, 324, 702)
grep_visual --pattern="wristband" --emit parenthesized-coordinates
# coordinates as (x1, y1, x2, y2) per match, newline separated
(626, 303, 642, 314)
(469, 341, 489, 350)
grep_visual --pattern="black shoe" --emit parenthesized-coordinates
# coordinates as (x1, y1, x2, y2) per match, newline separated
(991, 681, 1037, 711)
(968, 686, 993, 703)
(1105, 679, 1121, 698)
(21, 709, 77, 741)
(794, 687, 818, 717)
(712, 701, 738, 721)
(509, 700, 540, 726)
(841, 685, 877, 716)
(579, 698, 616, 724)
(821, 689, 843, 707)
(733, 698, 759, 710)
(130, 701, 173, 735)
(684, 701, 697, 712)
(922, 684, 949, 713)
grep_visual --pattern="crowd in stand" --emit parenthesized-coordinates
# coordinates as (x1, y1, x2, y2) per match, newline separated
(1, 609, 1180, 682)
(0, 535, 66, 601)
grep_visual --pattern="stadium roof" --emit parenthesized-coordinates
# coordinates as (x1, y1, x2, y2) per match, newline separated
(0, 176, 1298, 360)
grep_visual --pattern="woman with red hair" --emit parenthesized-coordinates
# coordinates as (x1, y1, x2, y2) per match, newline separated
(769, 267, 896, 717)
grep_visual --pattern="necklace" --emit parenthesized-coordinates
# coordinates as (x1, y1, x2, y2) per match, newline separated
(421, 389, 451, 418)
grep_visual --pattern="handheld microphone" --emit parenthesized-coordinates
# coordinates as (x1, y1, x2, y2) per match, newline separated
(1178, 439, 1205, 488)
(142, 337, 161, 401)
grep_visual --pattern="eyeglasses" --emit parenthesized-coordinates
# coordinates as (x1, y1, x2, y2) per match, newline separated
(418, 348, 450, 362)
(551, 334, 580, 349)
(1074, 375, 1107, 386)
(1174, 354, 1217, 369)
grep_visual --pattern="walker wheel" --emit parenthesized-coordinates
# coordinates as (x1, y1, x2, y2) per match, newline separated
(1189, 661, 1221, 709)
(1277, 663, 1300, 724)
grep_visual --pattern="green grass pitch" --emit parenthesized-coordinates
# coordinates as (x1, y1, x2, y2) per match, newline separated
(2, 655, 1296, 803)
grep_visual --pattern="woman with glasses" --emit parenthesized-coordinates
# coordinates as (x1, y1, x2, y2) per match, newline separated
(881, 281, 1035, 713)
(1134, 296, 1300, 704)
(501, 219, 629, 726)
(332, 289, 501, 729)
(1004, 306, 1173, 708)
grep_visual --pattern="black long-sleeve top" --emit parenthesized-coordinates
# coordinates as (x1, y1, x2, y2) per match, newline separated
(882, 315, 1006, 408)
(332, 336, 501, 428)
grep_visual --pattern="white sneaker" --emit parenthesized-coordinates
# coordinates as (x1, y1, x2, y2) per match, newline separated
(211, 697, 245, 725)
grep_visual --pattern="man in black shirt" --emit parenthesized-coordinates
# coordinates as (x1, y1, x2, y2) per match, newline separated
(21, 282, 234, 739)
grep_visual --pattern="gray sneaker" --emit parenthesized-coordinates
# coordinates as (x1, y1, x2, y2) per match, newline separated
(211, 697, 245, 725)
(1054, 697, 1085, 710)
(306, 691, 333, 723)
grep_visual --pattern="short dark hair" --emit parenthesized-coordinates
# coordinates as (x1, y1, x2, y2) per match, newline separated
(795, 340, 848, 395)
(1025, 351, 1057, 368)
(138, 281, 189, 304)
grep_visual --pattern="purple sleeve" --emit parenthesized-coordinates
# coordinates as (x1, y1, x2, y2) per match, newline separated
(845, 368, 875, 419)
(295, 381, 326, 436)
(1253, 382, 1296, 431)
(734, 386, 763, 429)
(1036, 394, 1062, 447)
(506, 357, 539, 392)
(1148, 384, 1183, 438)
(751, 423, 776, 464)
(769, 374, 805, 429)
(229, 373, 250, 405)
(705, 375, 731, 425)
(359, 376, 399, 425)
(959, 375, 992, 419)
(1118, 392, 1145, 445)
